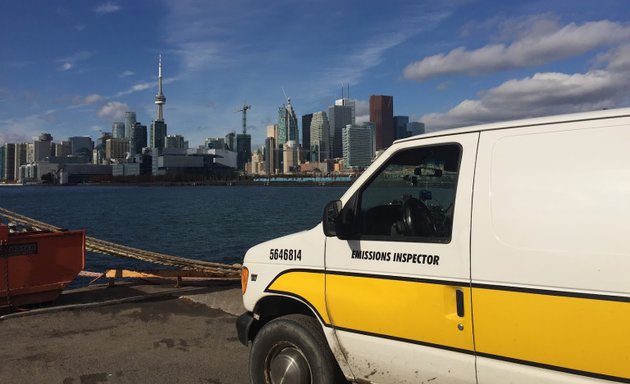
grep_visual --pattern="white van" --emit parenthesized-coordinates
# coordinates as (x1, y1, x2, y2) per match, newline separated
(236, 108, 630, 384)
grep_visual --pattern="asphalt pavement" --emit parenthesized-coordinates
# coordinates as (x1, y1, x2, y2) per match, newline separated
(0, 282, 249, 384)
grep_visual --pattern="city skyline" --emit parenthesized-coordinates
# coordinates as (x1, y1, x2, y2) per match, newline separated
(1, 1, 630, 148)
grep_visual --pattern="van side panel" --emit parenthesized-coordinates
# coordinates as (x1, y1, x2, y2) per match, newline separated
(472, 120, 630, 383)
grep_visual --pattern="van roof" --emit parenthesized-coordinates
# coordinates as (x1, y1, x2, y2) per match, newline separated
(396, 107, 630, 144)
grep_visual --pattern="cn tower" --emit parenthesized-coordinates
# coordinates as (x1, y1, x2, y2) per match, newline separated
(155, 54, 166, 122)
(151, 55, 168, 150)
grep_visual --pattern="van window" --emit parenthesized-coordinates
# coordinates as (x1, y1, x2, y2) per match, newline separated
(355, 144, 461, 243)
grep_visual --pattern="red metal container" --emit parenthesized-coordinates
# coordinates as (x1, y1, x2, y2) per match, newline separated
(0, 223, 85, 311)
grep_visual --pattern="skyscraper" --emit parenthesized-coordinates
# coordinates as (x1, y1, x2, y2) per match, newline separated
(310, 111, 330, 162)
(407, 122, 426, 136)
(3, 144, 15, 181)
(236, 133, 252, 170)
(301, 113, 313, 161)
(69, 136, 94, 156)
(343, 123, 375, 169)
(0, 145, 4, 180)
(225, 132, 236, 151)
(393, 116, 410, 140)
(125, 112, 137, 141)
(165, 135, 186, 149)
(112, 122, 125, 139)
(278, 98, 298, 146)
(329, 104, 352, 158)
(264, 137, 277, 176)
(150, 55, 168, 151)
(335, 97, 356, 124)
(369, 95, 394, 150)
(14, 143, 27, 181)
(33, 133, 53, 161)
(131, 123, 147, 154)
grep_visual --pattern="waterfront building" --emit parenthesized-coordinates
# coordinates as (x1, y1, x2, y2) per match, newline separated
(14, 143, 28, 181)
(278, 98, 298, 146)
(248, 149, 265, 175)
(267, 124, 279, 142)
(369, 95, 394, 150)
(283, 140, 301, 174)
(329, 105, 353, 159)
(69, 136, 94, 157)
(55, 141, 72, 158)
(335, 97, 356, 125)
(36, 163, 112, 184)
(3, 144, 15, 181)
(205, 148, 237, 169)
(150, 120, 167, 151)
(153, 151, 233, 178)
(0, 145, 4, 180)
(343, 123, 375, 170)
(310, 111, 330, 163)
(394, 116, 410, 140)
(204, 137, 225, 150)
(165, 135, 186, 149)
(264, 137, 278, 176)
(299, 161, 329, 174)
(112, 122, 125, 139)
(407, 121, 426, 136)
(105, 138, 129, 162)
(124, 112, 137, 140)
(131, 123, 147, 155)
(225, 132, 236, 151)
(301, 114, 313, 161)
(33, 133, 53, 161)
(112, 152, 151, 177)
(26, 143, 35, 163)
(94, 132, 112, 165)
(150, 55, 168, 152)
(236, 133, 251, 171)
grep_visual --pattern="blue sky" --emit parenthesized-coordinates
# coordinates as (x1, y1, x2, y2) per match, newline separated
(1, 0, 629, 148)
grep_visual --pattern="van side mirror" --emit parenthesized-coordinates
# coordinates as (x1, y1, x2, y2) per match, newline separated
(323, 200, 342, 237)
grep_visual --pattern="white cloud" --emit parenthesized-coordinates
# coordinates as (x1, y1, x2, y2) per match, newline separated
(115, 82, 153, 97)
(119, 70, 134, 78)
(82, 94, 104, 105)
(404, 19, 630, 80)
(0, 115, 49, 145)
(94, 2, 121, 15)
(420, 49, 630, 131)
(353, 100, 370, 124)
(97, 101, 129, 120)
(59, 62, 73, 71)
(596, 43, 630, 72)
(55, 51, 93, 72)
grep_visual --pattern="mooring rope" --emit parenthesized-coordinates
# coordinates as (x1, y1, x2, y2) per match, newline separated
(0, 207, 241, 278)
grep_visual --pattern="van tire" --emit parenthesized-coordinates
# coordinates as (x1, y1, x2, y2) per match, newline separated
(249, 314, 346, 384)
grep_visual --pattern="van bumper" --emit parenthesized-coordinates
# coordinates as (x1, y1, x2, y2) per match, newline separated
(236, 312, 255, 346)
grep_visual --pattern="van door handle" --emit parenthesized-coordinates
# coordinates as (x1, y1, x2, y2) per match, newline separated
(456, 290, 464, 317)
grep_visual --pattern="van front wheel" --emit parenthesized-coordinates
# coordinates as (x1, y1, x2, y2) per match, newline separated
(250, 314, 345, 384)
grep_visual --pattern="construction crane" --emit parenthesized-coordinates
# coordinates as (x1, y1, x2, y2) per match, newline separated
(236, 103, 251, 134)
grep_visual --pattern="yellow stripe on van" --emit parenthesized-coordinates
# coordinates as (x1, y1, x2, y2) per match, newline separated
(473, 287, 630, 380)
(266, 270, 330, 324)
(326, 274, 474, 352)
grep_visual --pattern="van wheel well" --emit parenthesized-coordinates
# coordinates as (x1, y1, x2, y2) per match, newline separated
(250, 295, 317, 340)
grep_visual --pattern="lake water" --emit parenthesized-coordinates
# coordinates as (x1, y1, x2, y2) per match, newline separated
(0, 185, 347, 285)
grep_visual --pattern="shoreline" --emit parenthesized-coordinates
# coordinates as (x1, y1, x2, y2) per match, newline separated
(1, 180, 354, 188)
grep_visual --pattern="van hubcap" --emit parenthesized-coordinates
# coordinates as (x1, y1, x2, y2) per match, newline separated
(267, 343, 311, 384)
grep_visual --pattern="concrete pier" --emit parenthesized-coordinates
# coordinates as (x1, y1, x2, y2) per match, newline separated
(0, 282, 249, 383)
